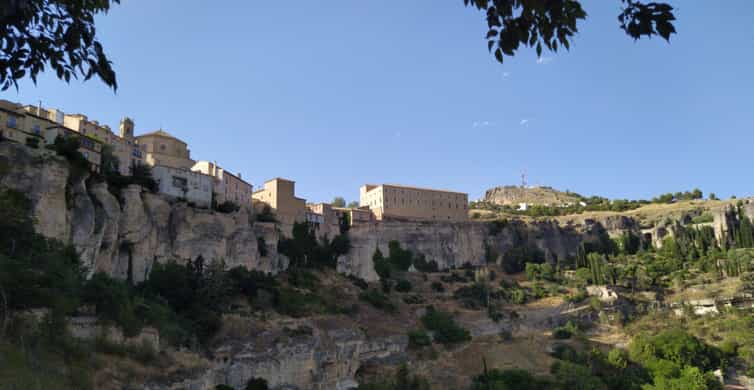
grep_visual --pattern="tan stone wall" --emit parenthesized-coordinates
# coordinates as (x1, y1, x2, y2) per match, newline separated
(252, 178, 306, 226)
(360, 184, 468, 222)
(138, 133, 194, 170)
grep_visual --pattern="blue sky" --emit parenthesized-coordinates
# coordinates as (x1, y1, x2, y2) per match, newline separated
(3, 1, 753, 203)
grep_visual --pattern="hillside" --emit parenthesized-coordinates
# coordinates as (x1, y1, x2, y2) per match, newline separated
(4, 140, 754, 389)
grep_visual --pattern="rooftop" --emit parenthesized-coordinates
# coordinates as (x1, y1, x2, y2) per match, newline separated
(364, 183, 467, 196)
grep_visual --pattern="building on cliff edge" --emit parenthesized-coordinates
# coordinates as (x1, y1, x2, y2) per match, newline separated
(192, 161, 253, 207)
(252, 178, 306, 226)
(359, 184, 468, 222)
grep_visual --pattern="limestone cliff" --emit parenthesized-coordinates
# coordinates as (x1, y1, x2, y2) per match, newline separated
(5, 141, 744, 287)
(0, 142, 282, 282)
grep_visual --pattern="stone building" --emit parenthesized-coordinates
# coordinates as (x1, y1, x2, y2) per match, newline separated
(43, 124, 103, 172)
(113, 117, 146, 175)
(333, 207, 374, 226)
(18, 102, 145, 175)
(252, 178, 306, 226)
(359, 184, 468, 222)
(152, 165, 213, 208)
(192, 161, 253, 206)
(137, 129, 194, 170)
(0, 99, 42, 143)
(0, 100, 103, 171)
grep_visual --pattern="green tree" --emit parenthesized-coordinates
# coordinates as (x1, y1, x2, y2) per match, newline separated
(100, 144, 120, 177)
(346, 201, 360, 208)
(331, 196, 346, 207)
(0, 0, 119, 90)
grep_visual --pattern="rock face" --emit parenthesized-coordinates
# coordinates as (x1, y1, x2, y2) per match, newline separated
(483, 185, 581, 207)
(0, 142, 282, 282)
(148, 320, 407, 390)
(1, 141, 703, 286)
(0, 142, 631, 284)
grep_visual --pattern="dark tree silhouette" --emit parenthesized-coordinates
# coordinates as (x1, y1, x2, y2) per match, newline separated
(464, 0, 676, 64)
(0, 0, 119, 91)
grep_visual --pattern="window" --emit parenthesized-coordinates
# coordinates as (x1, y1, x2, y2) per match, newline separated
(84, 152, 89, 158)
(33, 124, 41, 134)
(160, 144, 166, 151)
(7, 116, 16, 128)
(172, 176, 188, 189)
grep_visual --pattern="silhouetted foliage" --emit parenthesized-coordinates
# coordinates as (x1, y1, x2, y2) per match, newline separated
(0, 0, 119, 91)
(464, 0, 675, 64)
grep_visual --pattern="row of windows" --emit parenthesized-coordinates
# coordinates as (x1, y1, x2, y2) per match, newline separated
(365, 196, 467, 209)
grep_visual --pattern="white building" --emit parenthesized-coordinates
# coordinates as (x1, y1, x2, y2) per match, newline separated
(152, 165, 213, 208)
(192, 161, 253, 206)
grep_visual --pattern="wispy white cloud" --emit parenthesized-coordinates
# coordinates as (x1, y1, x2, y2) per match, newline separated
(536, 56, 553, 65)
(394, 131, 402, 138)
(472, 121, 491, 128)
(502, 72, 511, 78)
(519, 119, 529, 126)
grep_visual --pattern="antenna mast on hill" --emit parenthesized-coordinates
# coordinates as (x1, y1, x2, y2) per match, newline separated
(521, 170, 528, 188)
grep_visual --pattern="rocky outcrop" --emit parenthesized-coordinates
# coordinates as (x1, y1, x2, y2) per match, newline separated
(0, 142, 283, 282)
(149, 320, 407, 390)
(483, 185, 581, 207)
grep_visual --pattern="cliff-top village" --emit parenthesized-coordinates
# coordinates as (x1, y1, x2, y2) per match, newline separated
(0, 99, 469, 230)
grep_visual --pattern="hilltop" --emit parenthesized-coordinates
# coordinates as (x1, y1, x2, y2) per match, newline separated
(483, 185, 582, 207)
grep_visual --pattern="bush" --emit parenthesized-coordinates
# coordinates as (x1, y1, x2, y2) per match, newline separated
(348, 275, 369, 290)
(552, 327, 573, 339)
(25, 136, 40, 148)
(552, 321, 578, 340)
(501, 246, 545, 274)
(431, 281, 445, 292)
(245, 377, 270, 390)
(256, 204, 276, 222)
(395, 279, 412, 292)
(454, 282, 492, 309)
(216, 201, 240, 213)
(420, 307, 471, 345)
(359, 289, 396, 312)
(413, 254, 439, 273)
(408, 329, 432, 348)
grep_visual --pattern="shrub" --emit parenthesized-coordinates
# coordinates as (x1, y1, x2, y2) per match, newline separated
(257, 236, 268, 257)
(25, 136, 40, 148)
(431, 281, 445, 292)
(501, 246, 545, 274)
(245, 377, 270, 390)
(454, 282, 492, 309)
(408, 329, 431, 348)
(552, 321, 578, 340)
(256, 204, 276, 222)
(373, 248, 391, 279)
(348, 275, 369, 290)
(395, 279, 412, 292)
(552, 327, 573, 339)
(359, 289, 396, 312)
(413, 254, 439, 273)
(216, 201, 240, 213)
(420, 307, 471, 345)
(506, 288, 527, 304)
